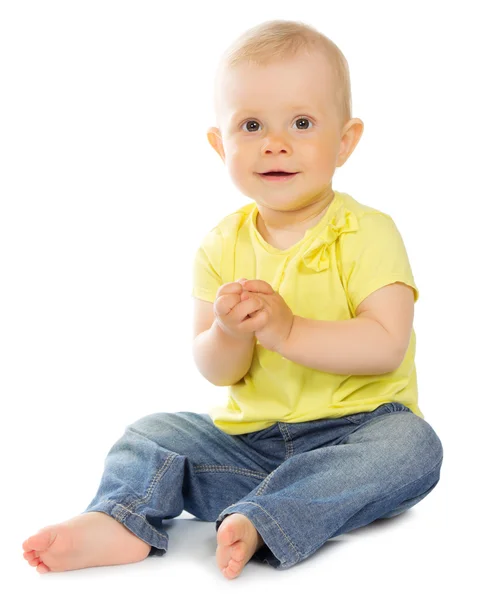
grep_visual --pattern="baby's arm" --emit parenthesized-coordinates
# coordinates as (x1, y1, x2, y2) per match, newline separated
(278, 282, 414, 375)
(193, 320, 255, 386)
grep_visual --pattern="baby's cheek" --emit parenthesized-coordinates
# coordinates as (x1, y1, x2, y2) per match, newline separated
(226, 157, 254, 194)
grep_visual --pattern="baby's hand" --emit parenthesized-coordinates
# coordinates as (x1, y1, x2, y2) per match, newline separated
(213, 280, 265, 341)
(237, 278, 274, 305)
(239, 279, 294, 353)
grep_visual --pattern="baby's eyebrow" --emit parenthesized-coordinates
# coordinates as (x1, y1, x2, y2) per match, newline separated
(230, 107, 322, 120)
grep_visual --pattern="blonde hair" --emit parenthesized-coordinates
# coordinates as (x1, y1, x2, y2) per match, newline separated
(214, 19, 352, 127)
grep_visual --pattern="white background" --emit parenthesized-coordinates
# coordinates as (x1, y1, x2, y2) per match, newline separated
(1, 0, 474, 597)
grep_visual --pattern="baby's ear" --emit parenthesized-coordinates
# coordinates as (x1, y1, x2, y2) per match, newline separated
(207, 127, 225, 162)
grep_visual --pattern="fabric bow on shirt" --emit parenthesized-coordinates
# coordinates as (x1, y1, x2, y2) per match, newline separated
(300, 207, 359, 273)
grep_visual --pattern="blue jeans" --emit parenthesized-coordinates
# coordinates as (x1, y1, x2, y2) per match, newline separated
(83, 402, 443, 570)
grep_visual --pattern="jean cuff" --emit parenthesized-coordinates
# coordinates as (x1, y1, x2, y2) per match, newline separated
(216, 501, 302, 569)
(83, 500, 168, 557)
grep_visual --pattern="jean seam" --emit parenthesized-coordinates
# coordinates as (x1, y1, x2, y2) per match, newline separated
(255, 471, 273, 496)
(278, 422, 294, 459)
(254, 422, 292, 497)
(115, 452, 178, 520)
(193, 464, 267, 480)
(223, 500, 301, 565)
(250, 422, 293, 496)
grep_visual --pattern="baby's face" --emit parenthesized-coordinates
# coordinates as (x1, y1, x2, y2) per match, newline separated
(208, 51, 350, 211)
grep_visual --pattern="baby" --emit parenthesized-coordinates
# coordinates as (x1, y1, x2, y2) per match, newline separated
(22, 19, 443, 579)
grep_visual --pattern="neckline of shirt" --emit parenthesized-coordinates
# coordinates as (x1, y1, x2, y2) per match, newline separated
(250, 191, 344, 255)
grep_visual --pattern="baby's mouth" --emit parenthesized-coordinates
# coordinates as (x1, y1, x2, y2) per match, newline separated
(258, 171, 298, 181)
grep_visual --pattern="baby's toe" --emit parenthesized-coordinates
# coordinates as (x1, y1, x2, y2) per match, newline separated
(36, 562, 50, 574)
(23, 528, 56, 553)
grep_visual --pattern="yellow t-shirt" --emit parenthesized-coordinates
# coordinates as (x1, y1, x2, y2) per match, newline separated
(192, 190, 424, 435)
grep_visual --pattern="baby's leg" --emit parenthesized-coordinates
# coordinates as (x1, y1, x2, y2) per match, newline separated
(22, 411, 274, 575)
(214, 405, 443, 570)
(22, 413, 184, 574)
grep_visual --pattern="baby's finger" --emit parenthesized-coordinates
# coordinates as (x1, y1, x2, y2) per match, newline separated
(233, 296, 262, 321)
(214, 293, 240, 316)
(216, 281, 243, 298)
(242, 279, 275, 295)
(240, 307, 268, 330)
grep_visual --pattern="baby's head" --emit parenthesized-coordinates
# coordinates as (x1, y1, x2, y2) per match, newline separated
(207, 20, 364, 210)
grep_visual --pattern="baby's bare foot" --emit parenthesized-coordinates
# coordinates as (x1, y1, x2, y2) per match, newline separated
(22, 511, 151, 574)
(216, 513, 265, 579)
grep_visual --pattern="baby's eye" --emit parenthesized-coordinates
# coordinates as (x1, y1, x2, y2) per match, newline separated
(293, 117, 312, 130)
(241, 117, 313, 132)
(242, 120, 261, 133)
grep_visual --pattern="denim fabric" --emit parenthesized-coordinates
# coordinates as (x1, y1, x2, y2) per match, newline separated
(83, 402, 443, 570)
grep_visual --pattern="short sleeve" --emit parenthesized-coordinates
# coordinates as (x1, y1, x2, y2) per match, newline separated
(340, 212, 419, 315)
(191, 227, 223, 303)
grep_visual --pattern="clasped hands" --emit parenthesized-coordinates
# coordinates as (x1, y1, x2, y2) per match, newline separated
(213, 277, 294, 353)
